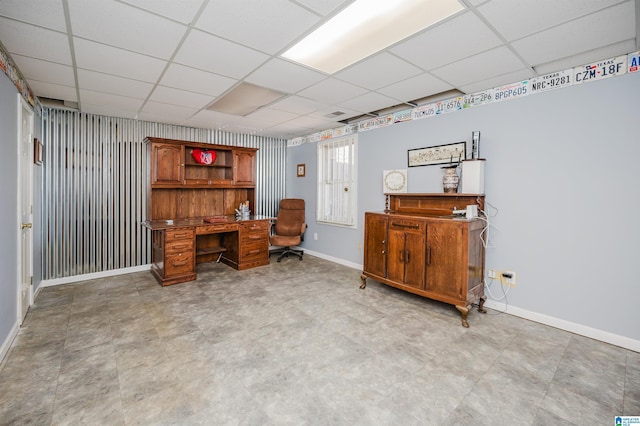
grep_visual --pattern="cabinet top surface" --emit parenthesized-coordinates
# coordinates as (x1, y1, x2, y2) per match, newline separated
(144, 137, 258, 152)
(143, 215, 273, 230)
(368, 211, 482, 222)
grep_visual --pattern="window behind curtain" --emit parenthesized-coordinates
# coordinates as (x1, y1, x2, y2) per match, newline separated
(317, 135, 357, 227)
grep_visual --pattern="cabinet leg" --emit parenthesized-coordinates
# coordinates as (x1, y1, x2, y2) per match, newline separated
(456, 305, 470, 328)
(478, 296, 487, 314)
(359, 274, 367, 289)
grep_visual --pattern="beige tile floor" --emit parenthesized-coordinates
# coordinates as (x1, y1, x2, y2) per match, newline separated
(1, 255, 638, 425)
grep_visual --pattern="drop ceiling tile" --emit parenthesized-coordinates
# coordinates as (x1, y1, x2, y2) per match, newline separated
(377, 72, 454, 103)
(173, 29, 269, 79)
(286, 114, 336, 128)
(297, 79, 368, 104)
(478, 0, 625, 41)
(67, 0, 186, 59)
(185, 109, 240, 130)
(245, 59, 327, 94)
(81, 103, 138, 119)
(195, 0, 319, 54)
(80, 89, 144, 111)
(0, 18, 71, 65)
(118, 0, 206, 25)
(28, 81, 77, 103)
(459, 68, 536, 94)
(12, 55, 75, 87)
(73, 38, 167, 83)
(511, 2, 635, 67)
(269, 96, 326, 115)
(293, 0, 349, 15)
(390, 11, 503, 71)
(247, 107, 300, 125)
(335, 53, 423, 90)
(77, 69, 154, 99)
(308, 106, 362, 122)
(0, 0, 67, 31)
(140, 100, 199, 121)
(259, 123, 305, 139)
(338, 92, 399, 114)
(431, 46, 527, 87)
(149, 86, 214, 109)
(534, 39, 637, 75)
(160, 64, 236, 97)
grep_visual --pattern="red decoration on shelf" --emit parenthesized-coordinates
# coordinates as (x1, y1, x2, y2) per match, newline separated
(191, 148, 216, 165)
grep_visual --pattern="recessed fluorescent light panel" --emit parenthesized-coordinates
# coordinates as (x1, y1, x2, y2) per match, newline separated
(282, 0, 465, 74)
(207, 82, 286, 116)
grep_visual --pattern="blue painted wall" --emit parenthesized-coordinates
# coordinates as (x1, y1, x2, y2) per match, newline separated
(287, 71, 640, 343)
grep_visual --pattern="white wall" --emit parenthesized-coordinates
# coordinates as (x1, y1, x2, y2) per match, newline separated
(0, 72, 20, 358)
(287, 71, 640, 348)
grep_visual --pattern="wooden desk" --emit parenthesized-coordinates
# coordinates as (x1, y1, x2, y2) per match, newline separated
(144, 215, 272, 286)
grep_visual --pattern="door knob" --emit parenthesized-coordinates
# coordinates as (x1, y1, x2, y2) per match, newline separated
(21, 223, 32, 229)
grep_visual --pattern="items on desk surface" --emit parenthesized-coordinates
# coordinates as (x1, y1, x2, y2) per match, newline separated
(236, 200, 250, 219)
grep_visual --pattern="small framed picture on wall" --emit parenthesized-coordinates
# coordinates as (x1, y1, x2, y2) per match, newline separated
(34, 138, 43, 165)
(297, 164, 306, 177)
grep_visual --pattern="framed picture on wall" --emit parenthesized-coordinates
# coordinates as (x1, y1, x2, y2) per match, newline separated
(408, 141, 466, 167)
(297, 164, 305, 177)
(34, 138, 43, 165)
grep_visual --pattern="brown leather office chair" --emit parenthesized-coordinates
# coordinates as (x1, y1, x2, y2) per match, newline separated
(269, 198, 307, 262)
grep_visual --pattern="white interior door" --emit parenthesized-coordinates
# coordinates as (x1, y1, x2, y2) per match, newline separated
(18, 95, 34, 324)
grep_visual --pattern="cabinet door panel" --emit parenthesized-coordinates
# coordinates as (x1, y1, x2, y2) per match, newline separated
(426, 222, 465, 299)
(152, 143, 183, 185)
(363, 214, 388, 278)
(387, 230, 406, 283)
(234, 151, 256, 185)
(403, 232, 426, 289)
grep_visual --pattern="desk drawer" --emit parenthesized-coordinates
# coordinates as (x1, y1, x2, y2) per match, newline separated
(165, 239, 194, 255)
(196, 223, 237, 234)
(240, 221, 270, 244)
(240, 221, 270, 233)
(165, 253, 194, 277)
(389, 218, 426, 233)
(240, 241, 269, 262)
(166, 228, 195, 241)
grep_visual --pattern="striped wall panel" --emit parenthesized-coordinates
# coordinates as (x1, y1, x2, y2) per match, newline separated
(40, 108, 287, 279)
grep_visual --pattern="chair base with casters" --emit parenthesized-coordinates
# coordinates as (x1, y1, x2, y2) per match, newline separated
(269, 246, 304, 262)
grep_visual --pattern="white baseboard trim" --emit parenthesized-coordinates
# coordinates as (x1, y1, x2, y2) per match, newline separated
(301, 248, 363, 271)
(484, 300, 640, 353)
(40, 264, 151, 288)
(0, 320, 19, 366)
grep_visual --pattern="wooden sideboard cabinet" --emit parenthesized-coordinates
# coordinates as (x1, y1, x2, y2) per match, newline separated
(143, 137, 270, 286)
(361, 193, 487, 327)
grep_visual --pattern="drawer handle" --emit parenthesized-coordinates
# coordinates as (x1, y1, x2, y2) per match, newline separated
(171, 259, 189, 266)
(172, 243, 191, 250)
(172, 233, 191, 239)
(426, 245, 431, 266)
(392, 223, 420, 229)
(246, 249, 260, 255)
(248, 235, 262, 240)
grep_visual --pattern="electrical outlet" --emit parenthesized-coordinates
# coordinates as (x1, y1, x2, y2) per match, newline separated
(502, 270, 517, 287)
(488, 269, 497, 279)
(313, 232, 318, 240)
